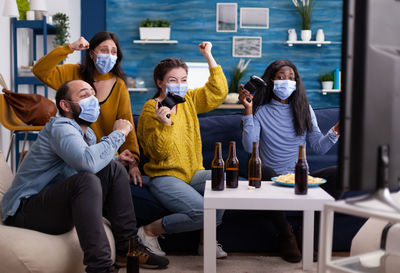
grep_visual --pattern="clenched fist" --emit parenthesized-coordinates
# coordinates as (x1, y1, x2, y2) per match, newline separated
(113, 119, 133, 137)
(69, 37, 90, 51)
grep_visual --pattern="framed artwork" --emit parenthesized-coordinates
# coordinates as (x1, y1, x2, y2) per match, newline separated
(216, 3, 237, 32)
(232, 36, 262, 58)
(240, 8, 269, 29)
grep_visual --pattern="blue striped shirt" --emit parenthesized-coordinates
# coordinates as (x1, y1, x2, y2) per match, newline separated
(1, 116, 125, 221)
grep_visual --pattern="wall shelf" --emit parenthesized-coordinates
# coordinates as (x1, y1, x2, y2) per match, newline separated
(285, 40, 332, 47)
(133, 40, 178, 44)
(128, 88, 149, 92)
(319, 89, 341, 95)
(217, 104, 244, 110)
(12, 17, 55, 97)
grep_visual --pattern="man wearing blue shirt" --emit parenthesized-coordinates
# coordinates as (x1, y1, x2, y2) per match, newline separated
(1, 80, 169, 273)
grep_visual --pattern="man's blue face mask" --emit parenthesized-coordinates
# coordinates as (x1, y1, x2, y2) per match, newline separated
(166, 83, 188, 98)
(76, 95, 100, 123)
(273, 80, 297, 100)
(95, 53, 117, 74)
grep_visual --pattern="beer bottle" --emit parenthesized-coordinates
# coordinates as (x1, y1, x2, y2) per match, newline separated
(226, 141, 239, 188)
(127, 236, 139, 273)
(212, 142, 225, 191)
(248, 142, 262, 188)
(295, 145, 308, 195)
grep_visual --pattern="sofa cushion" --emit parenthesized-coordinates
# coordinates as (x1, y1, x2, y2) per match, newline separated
(308, 107, 339, 172)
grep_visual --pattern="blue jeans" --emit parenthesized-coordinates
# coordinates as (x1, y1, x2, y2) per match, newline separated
(149, 170, 224, 234)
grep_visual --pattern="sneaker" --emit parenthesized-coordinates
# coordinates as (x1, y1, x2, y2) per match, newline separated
(137, 226, 166, 256)
(115, 236, 169, 269)
(198, 241, 228, 259)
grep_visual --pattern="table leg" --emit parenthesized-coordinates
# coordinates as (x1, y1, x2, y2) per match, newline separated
(204, 208, 216, 273)
(318, 205, 334, 273)
(303, 210, 314, 270)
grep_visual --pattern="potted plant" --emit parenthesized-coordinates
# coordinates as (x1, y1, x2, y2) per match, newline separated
(16, 0, 30, 20)
(139, 18, 171, 40)
(225, 59, 251, 104)
(53, 13, 70, 47)
(319, 73, 334, 90)
(292, 0, 317, 41)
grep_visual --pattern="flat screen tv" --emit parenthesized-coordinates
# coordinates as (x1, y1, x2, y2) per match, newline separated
(339, 0, 400, 206)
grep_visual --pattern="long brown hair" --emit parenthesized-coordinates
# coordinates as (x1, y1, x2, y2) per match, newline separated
(152, 58, 188, 98)
(79, 31, 127, 90)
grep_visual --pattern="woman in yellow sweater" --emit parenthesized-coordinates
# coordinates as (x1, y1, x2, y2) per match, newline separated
(33, 31, 142, 185)
(137, 42, 228, 258)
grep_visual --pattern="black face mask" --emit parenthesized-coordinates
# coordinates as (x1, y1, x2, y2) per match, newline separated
(158, 92, 186, 118)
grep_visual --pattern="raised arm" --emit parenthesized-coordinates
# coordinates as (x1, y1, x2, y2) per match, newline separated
(189, 42, 228, 114)
(32, 37, 89, 90)
(239, 85, 260, 152)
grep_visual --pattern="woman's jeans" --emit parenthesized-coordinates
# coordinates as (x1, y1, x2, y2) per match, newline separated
(148, 170, 224, 234)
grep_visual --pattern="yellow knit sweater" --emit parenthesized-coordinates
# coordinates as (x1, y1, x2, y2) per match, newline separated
(32, 45, 140, 161)
(137, 66, 228, 183)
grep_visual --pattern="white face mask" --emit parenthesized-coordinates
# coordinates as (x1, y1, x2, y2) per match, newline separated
(273, 80, 297, 100)
(166, 83, 188, 98)
(77, 95, 100, 122)
(95, 53, 117, 74)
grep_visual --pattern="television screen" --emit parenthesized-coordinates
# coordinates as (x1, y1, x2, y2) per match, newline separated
(339, 0, 400, 193)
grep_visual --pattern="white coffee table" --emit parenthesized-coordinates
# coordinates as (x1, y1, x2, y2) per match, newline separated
(203, 180, 334, 272)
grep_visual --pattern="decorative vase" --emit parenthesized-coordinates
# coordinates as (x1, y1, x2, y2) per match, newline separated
(224, 93, 239, 104)
(288, 28, 297, 41)
(301, 30, 312, 42)
(321, 81, 334, 90)
(316, 29, 325, 42)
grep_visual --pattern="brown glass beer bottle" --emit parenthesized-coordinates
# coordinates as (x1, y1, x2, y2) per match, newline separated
(126, 237, 139, 273)
(248, 142, 262, 188)
(295, 145, 308, 195)
(226, 141, 239, 188)
(212, 142, 225, 191)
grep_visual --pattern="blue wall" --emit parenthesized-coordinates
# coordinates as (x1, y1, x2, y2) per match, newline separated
(106, 0, 342, 114)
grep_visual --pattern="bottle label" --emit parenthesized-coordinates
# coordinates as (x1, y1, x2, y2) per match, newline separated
(248, 177, 261, 180)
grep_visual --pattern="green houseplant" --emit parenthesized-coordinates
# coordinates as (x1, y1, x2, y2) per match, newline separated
(319, 73, 334, 90)
(16, 0, 30, 20)
(139, 18, 171, 40)
(291, 0, 317, 41)
(225, 59, 251, 104)
(53, 13, 70, 47)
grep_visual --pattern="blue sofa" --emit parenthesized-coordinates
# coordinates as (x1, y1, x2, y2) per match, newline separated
(130, 107, 366, 253)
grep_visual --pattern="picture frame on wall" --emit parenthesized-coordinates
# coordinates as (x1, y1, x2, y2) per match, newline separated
(232, 36, 262, 58)
(216, 3, 237, 32)
(240, 8, 269, 29)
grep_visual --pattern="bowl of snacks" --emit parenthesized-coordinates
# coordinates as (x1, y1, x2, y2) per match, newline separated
(271, 173, 327, 187)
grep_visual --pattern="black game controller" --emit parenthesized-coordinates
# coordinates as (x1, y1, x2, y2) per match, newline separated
(243, 75, 267, 102)
(158, 92, 186, 118)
